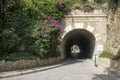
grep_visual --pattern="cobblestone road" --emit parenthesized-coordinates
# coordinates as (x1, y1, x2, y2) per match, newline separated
(1, 59, 117, 80)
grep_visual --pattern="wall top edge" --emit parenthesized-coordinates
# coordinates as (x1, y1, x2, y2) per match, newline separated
(66, 15, 107, 18)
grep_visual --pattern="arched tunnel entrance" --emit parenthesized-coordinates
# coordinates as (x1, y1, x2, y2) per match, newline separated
(62, 29, 95, 59)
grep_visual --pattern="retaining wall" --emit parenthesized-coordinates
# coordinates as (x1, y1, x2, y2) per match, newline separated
(97, 58, 120, 71)
(0, 57, 62, 72)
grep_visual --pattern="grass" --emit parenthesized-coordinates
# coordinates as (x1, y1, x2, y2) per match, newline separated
(99, 51, 120, 61)
(99, 51, 115, 59)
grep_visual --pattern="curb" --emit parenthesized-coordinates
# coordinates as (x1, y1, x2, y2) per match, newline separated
(0, 57, 62, 72)
(0, 60, 67, 79)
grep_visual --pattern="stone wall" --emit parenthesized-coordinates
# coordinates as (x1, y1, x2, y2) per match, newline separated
(105, 10, 120, 55)
(0, 57, 62, 72)
(97, 58, 120, 71)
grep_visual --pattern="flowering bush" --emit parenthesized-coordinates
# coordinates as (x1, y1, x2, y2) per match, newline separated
(0, 0, 71, 58)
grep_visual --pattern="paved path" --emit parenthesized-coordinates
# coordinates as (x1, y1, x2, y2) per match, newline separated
(0, 59, 119, 80)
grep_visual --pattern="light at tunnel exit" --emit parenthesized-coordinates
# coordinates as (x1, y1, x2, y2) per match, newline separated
(71, 45, 80, 58)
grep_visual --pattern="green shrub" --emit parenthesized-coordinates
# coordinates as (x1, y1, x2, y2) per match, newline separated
(113, 54, 120, 61)
(99, 51, 120, 61)
(0, 0, 71, 59)
(99, 51, 115, 59)
(0, 29, 20, 56)
(113, 50, 120, 61)
(108, 0, 118, 11)
(0, 52, 39, 61)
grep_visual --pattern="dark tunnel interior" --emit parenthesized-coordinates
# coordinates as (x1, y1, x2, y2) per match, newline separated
(63, 29, 95, 59)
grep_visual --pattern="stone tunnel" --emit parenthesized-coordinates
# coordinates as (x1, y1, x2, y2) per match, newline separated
(58, 8, 108, 60)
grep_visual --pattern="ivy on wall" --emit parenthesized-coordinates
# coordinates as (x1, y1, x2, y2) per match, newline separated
(1, 0, 106, 59)
(0, 0, 72, 58)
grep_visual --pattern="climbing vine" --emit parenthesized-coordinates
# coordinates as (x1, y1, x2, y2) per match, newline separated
(0, 0, 88, 59)
(0, 0, 71, 58)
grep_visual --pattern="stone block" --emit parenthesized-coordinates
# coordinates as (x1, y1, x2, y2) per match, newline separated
(48, 57, 56, 65)
(0, 60, 6, 72)
(43, 59, 49, 66)
(22, 60, 31, 69)
(56, 57, 62, 63)
(27, 60, 33, 68)
(35, 58, 41, 67)
(16, 60, 29, 69)
(5, 61, 14, 71)
(29, 59, 37, 68)
(11, 61, 18, 70)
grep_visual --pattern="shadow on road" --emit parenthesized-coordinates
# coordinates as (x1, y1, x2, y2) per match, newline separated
(92, 68, 120, 80)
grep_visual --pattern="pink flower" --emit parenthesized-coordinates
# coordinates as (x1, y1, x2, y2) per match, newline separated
(0, 7, 4, 13)
(51, 20, 59, 27)
(56, 25, 62, 30)
(51, 20, 62, 30)
(46, 16, 52, 22)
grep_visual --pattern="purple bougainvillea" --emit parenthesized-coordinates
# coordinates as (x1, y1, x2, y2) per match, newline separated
(0, 7, 4, 13)
(51, 20, 59, 27)
(44, 15, 62, 30)
(45, 16, 52, 22)
(51, 20, 62, 30)
(56, 25, 62, 30)
(0, 7, 2, 13)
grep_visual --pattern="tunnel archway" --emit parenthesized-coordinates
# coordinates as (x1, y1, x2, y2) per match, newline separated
(62, 29, 95, 59)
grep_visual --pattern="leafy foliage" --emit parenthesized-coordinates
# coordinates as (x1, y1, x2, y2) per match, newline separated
(0, 0, 72, 58)
(108, 0, 118, 12)
(99, 51, 115, 59)
(112, 54, 120, 61)
(99, 51, 120, 61)
(113, 55, 120, 61)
